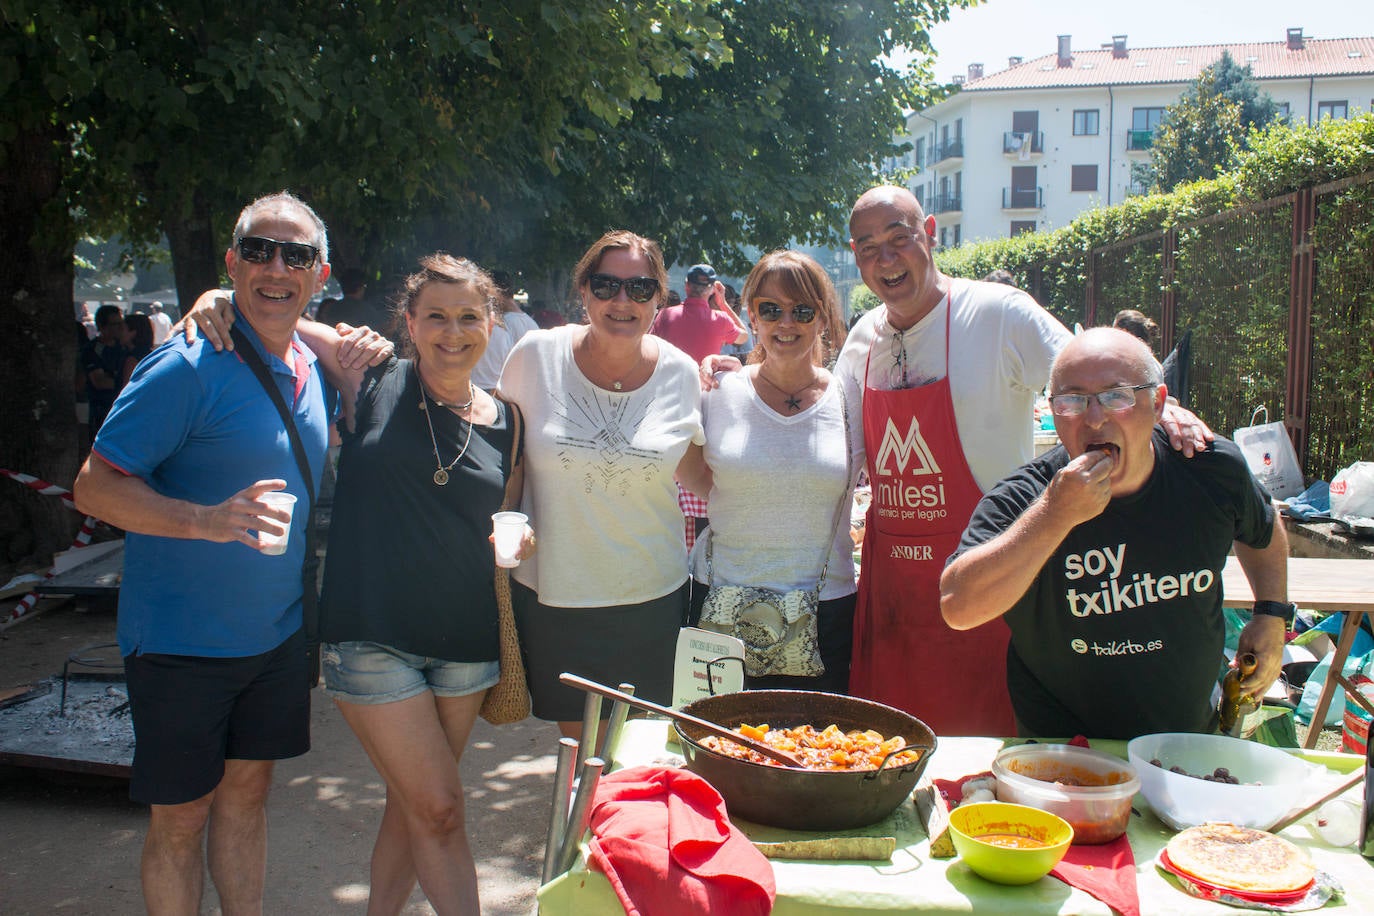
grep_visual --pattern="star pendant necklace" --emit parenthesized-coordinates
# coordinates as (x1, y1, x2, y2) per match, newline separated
(420, 380, 475, 486)
(756, 368, 819, 412)
(605, 351, 643, 391)
(610, 348, 645, 392)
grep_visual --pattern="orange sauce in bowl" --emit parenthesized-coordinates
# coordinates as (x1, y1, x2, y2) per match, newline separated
(976, 833, 1051, 849)
(1008, 760, 1132, 787)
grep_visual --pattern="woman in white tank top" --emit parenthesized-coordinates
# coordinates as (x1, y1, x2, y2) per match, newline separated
(678, 250, 861, 694)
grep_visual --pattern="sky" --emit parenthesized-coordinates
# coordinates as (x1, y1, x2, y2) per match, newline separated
(915, 0, 1373, 83)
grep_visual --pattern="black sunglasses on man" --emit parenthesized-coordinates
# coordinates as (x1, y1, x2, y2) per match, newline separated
(236, 236, 321, 271)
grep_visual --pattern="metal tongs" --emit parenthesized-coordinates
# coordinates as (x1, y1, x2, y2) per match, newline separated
(540, 677, 639, 884)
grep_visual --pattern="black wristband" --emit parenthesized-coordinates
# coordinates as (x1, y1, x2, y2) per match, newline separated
(1252, 600, 1296, 624)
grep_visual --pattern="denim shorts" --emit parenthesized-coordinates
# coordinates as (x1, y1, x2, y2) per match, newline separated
(321, 641, 500, 705)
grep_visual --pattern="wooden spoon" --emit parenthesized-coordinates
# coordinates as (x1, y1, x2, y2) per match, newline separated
(558, 672, 805, 768)
(1267, 770, 1365, 835)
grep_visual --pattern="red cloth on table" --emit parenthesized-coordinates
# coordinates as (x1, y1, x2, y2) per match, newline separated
(586, 766, 775, 916)
(1047, 737, 1139, 916)
(1052, 836, 1139, 916)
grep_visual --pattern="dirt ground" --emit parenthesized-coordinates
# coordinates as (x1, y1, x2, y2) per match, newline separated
(0, 598, 559, 915)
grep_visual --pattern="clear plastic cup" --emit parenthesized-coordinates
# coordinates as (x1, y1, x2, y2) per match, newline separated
(257, 492, 297, 556)
(492, 511, 528, 568)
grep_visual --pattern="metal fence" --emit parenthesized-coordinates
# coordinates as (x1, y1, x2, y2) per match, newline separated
(1045, 171, 1374, 483)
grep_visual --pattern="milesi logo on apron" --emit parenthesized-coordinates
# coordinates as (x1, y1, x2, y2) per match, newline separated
(872, 416, 948, 524)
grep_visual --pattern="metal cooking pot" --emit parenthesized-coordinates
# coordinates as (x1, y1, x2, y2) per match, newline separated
(674, 689, 937, 831)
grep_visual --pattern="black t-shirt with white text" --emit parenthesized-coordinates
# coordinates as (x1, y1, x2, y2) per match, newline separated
(950, 429, 1274, 738)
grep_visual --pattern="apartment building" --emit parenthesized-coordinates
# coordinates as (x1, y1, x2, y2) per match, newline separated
(892, 28, 1374, 246)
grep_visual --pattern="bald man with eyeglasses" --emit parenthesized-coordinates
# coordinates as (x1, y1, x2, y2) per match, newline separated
(940, 328, 1290, 740)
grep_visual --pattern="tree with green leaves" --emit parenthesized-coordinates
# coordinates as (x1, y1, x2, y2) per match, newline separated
(1, 0, 969, 564)
(0, 0, 727, 561)
(1137, 51, 1279, 193)
(353, 1, 972, 305)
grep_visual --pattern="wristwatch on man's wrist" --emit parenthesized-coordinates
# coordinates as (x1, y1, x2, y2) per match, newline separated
(1251, 600, 1296, 624)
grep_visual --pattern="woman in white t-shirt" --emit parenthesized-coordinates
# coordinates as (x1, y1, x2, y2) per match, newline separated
(678, 250, 860, 694)
(497, 231, 703, 739)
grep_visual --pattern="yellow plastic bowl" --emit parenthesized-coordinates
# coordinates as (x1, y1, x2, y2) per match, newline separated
(948, 802, 1074, 885)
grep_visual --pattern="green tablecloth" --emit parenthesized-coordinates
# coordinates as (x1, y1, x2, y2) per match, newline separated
(538, 720, 1373, 914)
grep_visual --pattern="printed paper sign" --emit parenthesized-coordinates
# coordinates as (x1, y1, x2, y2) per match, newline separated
(673, 627, 745, 708)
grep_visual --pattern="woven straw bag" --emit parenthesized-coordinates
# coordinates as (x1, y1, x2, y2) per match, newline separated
(479, 397, 531, 725)
(479, 567, 530, 724)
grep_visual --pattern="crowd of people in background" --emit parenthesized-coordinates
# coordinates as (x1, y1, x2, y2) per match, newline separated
(74, 300, 176, 442)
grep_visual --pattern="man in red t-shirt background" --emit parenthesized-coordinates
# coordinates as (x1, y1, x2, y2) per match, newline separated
(650, 263, 748, 364)
(652, 263, 748, 549)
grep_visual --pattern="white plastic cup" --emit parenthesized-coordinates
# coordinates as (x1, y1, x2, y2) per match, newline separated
(492, 511, 528, 568)
(257, 491, 297, 556)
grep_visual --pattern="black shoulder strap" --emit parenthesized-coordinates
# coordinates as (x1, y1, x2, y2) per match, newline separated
(505, 397, 523, 471)
(496, 395, 523, 512)
(229, 326, 316, 516)
(230, 324, 326, 683)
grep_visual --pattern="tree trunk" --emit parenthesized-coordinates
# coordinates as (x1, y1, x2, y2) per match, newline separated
(165, 194, 223, 309)
(529, 269, 574, 319)
(0, 125, 83, 565)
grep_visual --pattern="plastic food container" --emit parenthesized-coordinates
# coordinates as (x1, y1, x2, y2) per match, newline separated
(992, 743, 1140, 844)
(1126, 732, 1321, 831)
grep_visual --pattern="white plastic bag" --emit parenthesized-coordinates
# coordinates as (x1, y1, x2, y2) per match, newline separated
(1233, 407, 1305, 500)
(1330, 461, 1374, 523)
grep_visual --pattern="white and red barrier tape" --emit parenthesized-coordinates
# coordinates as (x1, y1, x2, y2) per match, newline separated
(1, 469, 101, 626)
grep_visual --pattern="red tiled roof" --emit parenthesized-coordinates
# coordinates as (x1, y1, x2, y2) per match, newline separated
(965, 37, 1374, 91)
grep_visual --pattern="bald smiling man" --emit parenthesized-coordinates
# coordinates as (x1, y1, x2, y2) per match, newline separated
(940, 328, 1289, 739)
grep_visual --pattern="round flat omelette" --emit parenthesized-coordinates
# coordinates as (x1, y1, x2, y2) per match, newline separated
(1165, 823, 1315, 893)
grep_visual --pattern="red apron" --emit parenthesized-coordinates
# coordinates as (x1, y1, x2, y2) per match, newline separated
(849, 305, 1016, 736)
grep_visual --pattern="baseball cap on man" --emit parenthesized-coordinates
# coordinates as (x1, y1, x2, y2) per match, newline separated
(686, 264, 717, 284)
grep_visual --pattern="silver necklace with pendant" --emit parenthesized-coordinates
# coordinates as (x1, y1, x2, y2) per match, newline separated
(587, 340, 640, 392)
(610, 355, 642, 391)
(420, 381, 474, 486)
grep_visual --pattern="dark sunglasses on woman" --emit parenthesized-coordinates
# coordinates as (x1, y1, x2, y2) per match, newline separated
(236, 236, 321, 270)
(588, 273, 660, 303)
(755, 301, 817, 324)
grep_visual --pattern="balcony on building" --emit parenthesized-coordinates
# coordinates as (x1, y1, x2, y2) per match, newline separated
(1002, 131, 1044, 156)
(1126, 129, 1154, 152)
(933, 138, 964, 165)
(1002, 187, 1044, 210)
(930, 193, 962, 215)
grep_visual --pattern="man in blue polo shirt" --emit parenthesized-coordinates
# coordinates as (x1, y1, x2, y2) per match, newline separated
(74, 191, 336, 914)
